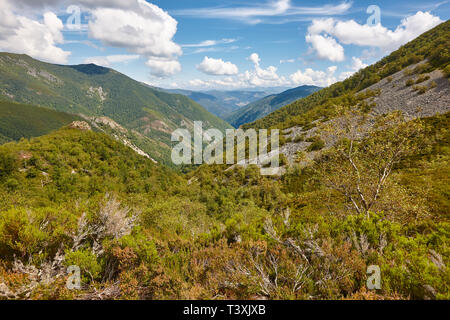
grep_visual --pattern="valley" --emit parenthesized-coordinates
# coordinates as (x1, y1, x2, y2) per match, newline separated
(0, 8, 448, 302)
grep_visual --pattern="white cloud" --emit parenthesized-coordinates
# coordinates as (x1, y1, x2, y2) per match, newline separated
(188, 46, 240, 55)
(87, 0, 182, 77)
(174, 0, 352, 24)
(76, 0, 138, 9)
(249, 53, 261, 66)
(239, 53, 289, 87)
(280, 59, 295, 64)
(308, 11, 442, 52)
(337, 56, 369, 80)
(146, 58, 181, 77)
(182, 38, 237, 48)
(83, 54, 139, 66)
(196, 56, 239, 76)
(187, 53, 338, 90)
(327, 66, 337, 74)
(305, 34, 345, 62)
(290, 66, 337, 87)
(0, 1, 70, 63)
(350, 57, 368, 71)
(338, 71, 354, 81)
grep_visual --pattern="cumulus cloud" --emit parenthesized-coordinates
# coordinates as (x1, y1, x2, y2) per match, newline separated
(187, 53, 339, 89)
(305, 34, 345, 62)
(350, 57, 368, 71)
(290, 65, 337, 87)
(249, 53, 261, 66)
(0, 1, 70, 63)
(307, 11, 442, 56)
(83, 54, 139, 66)
(196, 56, 239, 75)
(337, 56, 369, 80)
(0, 0, 184, 76)
(87, 0, 182, 77)
(239, 53, 289, 87)
(188, 54, 287, 89)
(146, 58, 181, 77)
(76, 0, 138, 9)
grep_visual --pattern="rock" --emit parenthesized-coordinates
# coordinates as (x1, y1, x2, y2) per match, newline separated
(68, 121, 91, 131)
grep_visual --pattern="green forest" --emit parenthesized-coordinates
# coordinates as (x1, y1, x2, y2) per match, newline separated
(0, 109, 448, 299)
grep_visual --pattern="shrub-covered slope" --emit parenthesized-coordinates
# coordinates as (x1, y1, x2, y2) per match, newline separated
(0, 111, 448, 300)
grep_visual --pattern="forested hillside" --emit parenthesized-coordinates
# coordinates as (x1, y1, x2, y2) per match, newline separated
(0, 101, 82, 143)
(0, 53, 231, 165)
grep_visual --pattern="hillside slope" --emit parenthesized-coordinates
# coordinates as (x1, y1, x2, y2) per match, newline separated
(0, 53, 231, 165)
(226, 85, 321, 127)
(0, 100, 82, 143)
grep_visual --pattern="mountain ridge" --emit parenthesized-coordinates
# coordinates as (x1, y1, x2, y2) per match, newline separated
(226, 85, 321, 128)
(0, 52, 231, 166)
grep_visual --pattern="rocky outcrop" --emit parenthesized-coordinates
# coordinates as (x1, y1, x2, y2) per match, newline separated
(68, 121, 91, 131)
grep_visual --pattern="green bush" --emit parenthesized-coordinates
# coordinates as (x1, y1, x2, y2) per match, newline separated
(0, 150, 16, 179)
(306, 136, 325, 152)
(443, 64, 450, 78)
(64, 249, 103, 283)
(415, 75, 430, 84)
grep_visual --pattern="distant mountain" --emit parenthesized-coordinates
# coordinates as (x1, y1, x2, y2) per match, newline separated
(0, 52, 231, 165)
(226, 85, 321, 128)
(160, 88, 288, 119)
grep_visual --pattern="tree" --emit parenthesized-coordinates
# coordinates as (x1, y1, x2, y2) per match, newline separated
(317, 109, 425, 216)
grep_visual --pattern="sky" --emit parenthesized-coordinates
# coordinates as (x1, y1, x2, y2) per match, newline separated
(0, 0, 449, 91)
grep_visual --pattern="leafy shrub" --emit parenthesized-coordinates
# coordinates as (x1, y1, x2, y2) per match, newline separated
(64, 249, 103, 283)
(443, 64, 450, 78)
(413, 85, 428, 94)
(0, 150, 16, 179)
(306, 136, 325, 152)
(294, 133, 306, 143)
(415, 75, 430, 84)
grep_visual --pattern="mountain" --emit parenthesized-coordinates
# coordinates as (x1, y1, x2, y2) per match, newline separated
(226, 85, 321, 128)
(0, 100, 83, 144)
(161, 88, 287, 119)
(0, 52, 231, 165)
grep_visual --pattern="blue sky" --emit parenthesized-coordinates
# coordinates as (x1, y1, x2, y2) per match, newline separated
(0, 0, 449, 90)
